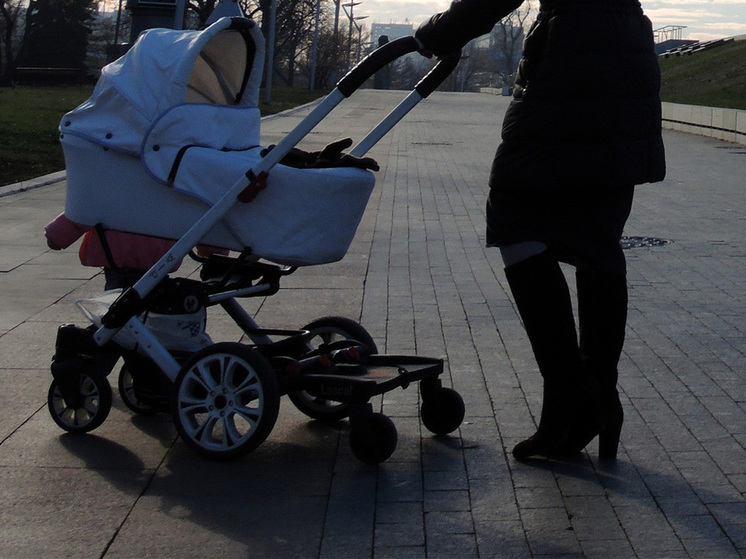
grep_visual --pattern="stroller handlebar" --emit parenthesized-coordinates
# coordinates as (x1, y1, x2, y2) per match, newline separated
(415, 51, 462, 99)
(336, 37, 461, 98)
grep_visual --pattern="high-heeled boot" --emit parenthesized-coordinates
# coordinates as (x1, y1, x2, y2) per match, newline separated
(505, 252, 600, 460)
(576, 267, 628, 460)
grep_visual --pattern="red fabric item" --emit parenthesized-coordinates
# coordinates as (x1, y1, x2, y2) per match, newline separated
(45, 213, 226, 270)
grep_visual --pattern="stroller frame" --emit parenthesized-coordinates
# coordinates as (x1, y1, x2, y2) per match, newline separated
(48, 23, 465, 464)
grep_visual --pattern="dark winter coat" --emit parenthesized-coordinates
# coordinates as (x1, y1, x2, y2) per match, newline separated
(416, 0, 666, 267)
(491, 0, 666, 190)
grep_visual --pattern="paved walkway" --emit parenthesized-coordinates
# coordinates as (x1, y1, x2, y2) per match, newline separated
(0, 90, 744, 558)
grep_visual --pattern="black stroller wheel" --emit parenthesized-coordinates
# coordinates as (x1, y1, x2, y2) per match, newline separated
(288, 316, 378, 422)
(349, 411, 398, 464)
(118, 365, 160, 416)
(420, 387, 465, 436)
(47, 372, 112, 434)
(172, 343, 280, 460)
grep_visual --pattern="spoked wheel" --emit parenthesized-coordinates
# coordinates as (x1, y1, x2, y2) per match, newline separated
(349, 405, 398, 464)
(288, 317, 379, 422)
(420, 386, 465, 436)
(118, 365, 160, 416)
(172, 343, 280, 460)
(47, 372, 112, 434)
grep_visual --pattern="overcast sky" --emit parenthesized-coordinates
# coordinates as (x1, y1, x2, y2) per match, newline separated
(355, 0, 746, 42)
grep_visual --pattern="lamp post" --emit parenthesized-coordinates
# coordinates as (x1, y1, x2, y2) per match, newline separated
(309, 0, 321, 90)
(342, 1, 361, 71)
(351, 15, 369, 64)
(332, 0, 341, 37)
(173, 0, 185, 29)
(328, 0, 342, 83)
(265, 0, 276, 104)
(114, 0, 123, 45)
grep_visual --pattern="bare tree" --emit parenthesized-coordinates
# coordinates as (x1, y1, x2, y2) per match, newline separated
(490, 0, 533, 86)
(0, 0, 24, 84)
(298, 17, 346, 89)
(188, 0, 216, 26)
(441, 0, 534, 92)
(186, 0, 263, 29)
(186, 0, 360, 89)
(272, 0, 315, 86)
(453, 39, 492, 91)
(87, 8, 131, 70)
(17, 0, 96, 70)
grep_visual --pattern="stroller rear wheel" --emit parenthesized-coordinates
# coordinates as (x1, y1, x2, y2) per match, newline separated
(172, 343, 280, 459)
(47, 372, 112, 434)
(288, 316, 378, 422)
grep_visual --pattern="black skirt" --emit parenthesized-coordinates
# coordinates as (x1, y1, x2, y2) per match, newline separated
(486, 175, 634, 275)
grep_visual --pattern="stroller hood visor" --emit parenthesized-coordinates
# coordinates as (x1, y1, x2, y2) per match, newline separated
(60, 17, 265, 154)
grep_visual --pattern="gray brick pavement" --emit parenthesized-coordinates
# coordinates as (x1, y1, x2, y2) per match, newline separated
(0, 90, 744, 558)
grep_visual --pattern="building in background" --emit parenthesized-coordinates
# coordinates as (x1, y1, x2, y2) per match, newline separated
(370, 23, 414, 49)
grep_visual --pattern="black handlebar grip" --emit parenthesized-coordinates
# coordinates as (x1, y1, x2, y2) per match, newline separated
(336, 36, 420, 97)
(415, 51, 462, 98)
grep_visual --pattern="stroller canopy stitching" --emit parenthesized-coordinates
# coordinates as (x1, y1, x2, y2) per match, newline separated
(60, 17, 264, 156)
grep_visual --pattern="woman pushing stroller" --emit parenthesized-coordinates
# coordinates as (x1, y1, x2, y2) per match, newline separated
(416, 0, 666, 459)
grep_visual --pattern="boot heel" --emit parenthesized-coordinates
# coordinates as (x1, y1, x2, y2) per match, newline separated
(598, 404, 623, 460)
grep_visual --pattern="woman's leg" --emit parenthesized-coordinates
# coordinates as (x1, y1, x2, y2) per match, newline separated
(501, 244, 599, 459)
(574, 264, 628, 459)
(564, 185, 634, 458)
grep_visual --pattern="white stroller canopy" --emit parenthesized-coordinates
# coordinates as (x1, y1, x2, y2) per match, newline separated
(61, 17, 265, 155)
(60, 15, 376, 266)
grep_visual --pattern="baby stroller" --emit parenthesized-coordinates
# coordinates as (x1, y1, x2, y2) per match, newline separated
(48, 16, 465, 464)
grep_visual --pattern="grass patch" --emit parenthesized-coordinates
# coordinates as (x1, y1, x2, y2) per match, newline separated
(259, 87, 329, 116)
(0, 86, 93, 186)
(659, 39, 746, 110)
(0, 85, 328, 187)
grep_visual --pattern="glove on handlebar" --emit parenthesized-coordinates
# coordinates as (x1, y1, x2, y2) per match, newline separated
(261, 138, 380, 172)
(414, 0, 522, 59)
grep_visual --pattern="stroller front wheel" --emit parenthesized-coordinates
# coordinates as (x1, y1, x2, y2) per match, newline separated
(47, 372, 113, 434)
(172, 343, 280, 460)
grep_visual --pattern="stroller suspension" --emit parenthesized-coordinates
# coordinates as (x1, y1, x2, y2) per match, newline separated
(48, 257, 465, 464)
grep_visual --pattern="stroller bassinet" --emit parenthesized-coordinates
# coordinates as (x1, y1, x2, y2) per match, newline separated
(60, 17, 375, 266)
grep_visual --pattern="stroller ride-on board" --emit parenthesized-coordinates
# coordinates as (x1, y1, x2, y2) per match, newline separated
(48, 16, 465, 464)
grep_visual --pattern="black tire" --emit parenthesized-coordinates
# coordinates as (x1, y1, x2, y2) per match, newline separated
(349, 412, 398, 464)
(420, 387, 465, 435)
(288, 317, 378, 422)
(117, 365, 160, 416)
(302, 316, 379, 355)
(172, 343, 280, 460)
(47, 372, 113, 434)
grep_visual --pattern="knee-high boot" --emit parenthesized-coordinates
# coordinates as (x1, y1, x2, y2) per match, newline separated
(505, 252, 600, 459)
(575, 267, 628, 459)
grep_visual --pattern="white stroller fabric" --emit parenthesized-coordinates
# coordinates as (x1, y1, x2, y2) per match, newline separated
(62, 17, 264, 154)
(60, 17, 376, 266)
